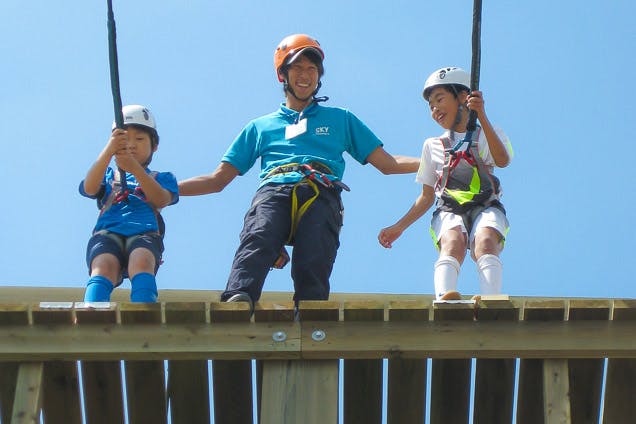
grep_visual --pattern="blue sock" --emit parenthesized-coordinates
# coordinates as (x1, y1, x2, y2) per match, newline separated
(130, 272, 158, 302)
(84, 276, 114, 302)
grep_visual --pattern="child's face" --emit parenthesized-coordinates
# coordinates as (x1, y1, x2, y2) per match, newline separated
(428, 87, 466, 130)
(126, 126, 156, 165)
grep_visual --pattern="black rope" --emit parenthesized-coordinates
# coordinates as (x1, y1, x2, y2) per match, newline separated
(466, 0, 482, 133)
(107, 0, 127, 194)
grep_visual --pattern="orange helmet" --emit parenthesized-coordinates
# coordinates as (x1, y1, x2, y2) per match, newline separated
(274, 34, 324, 82)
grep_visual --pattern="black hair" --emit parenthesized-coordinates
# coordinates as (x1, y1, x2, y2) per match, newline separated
(280, 49, 325, 80)
(424, 84, 470, 102)
(125, 124, 159, 148)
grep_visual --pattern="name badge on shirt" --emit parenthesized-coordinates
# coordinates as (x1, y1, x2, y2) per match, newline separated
(285, 118, 307, 139)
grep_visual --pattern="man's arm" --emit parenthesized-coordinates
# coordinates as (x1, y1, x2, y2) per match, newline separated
(366, 146, 420, 175)
(178, 162, 240, 196)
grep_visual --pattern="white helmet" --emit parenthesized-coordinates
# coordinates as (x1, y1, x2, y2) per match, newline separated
(112, 105, 156, 130)
(423, 67, 470, 101)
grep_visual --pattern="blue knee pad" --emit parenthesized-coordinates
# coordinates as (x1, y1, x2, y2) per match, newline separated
(84, 276, 114, 302)
(130, 272, 158, 303)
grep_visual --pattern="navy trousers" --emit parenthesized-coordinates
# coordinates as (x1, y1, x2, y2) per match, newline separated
(221, 182, 343, 303)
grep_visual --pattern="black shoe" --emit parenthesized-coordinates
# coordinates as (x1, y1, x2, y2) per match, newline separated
(225, 293, 254, 313)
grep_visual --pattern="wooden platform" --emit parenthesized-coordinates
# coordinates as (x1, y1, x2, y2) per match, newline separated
(0, 287, 634, 423)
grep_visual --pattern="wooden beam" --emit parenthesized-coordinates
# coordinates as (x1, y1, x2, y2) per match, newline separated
(1, 318, 635, 360)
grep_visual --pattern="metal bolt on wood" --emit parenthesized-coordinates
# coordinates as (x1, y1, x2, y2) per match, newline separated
(312, 330, 326, 342)
(272, 331, 287, 342)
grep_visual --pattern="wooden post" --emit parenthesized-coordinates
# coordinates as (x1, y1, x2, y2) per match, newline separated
(211, 302, 254, 424)
(254, 301, 296, 424)
(516, 300, 566, 424)
(31, 304, 82, 424)
(260, 301, 339, 424)
(603, 299, 636, 424)
(120, 302, 167, 424)
(387, 300, 429, 424)
(11, 362, 44, 424)
(75, 303, 125, 424)
(543, 359, 571, 423)
(430, 301, 474, 424)
(343, 301, 385, 424)
(0, 304, 29, 424)
(473, 298, 518, 424)
(567, 300, 610, 424)
(166, 302, 211, 424)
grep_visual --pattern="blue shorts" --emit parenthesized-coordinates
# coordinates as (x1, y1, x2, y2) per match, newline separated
(85, 231, 164, 284)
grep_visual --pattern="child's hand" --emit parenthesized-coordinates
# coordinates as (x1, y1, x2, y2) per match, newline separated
(114, 148, 140, 173)
(107, 129, 129, 156)
(378, 225, 403, 249)
(466, 90, 486, 119)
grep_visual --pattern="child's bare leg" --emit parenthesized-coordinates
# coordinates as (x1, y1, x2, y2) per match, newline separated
(128, 247, 158, 302)
(434, 226, 467, 299)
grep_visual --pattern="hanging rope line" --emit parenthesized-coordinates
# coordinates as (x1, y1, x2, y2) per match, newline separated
(107, 0, 128, 196)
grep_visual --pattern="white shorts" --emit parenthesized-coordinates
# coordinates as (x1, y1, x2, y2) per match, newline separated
(430, 206, 509, 250)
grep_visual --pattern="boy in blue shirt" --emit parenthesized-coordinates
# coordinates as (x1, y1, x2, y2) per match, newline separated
(80, 105, 179, 302)
(179, 34, 419, 309)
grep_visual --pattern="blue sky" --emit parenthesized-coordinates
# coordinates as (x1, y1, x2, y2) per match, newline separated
(1, 0, 635, 301)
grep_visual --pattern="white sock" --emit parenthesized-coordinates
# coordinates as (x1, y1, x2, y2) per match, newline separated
(477, 254, 503, 295)
(434, 256, 460, 299)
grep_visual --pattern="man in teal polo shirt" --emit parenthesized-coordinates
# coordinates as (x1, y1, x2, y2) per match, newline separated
(179, 34, 418, 308)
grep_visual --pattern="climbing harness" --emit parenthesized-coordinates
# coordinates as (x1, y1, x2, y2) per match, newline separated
(265, 162, 348, 269)
(98, 170, 166, 236)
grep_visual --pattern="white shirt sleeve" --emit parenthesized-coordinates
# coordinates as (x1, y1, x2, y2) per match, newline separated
(415, 138, 438, 187)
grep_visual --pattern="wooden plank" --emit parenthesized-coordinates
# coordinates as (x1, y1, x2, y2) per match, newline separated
(31, 304, 82, 424)
(165, 302, 210, 424)
(254, 301, 296, 424)
(0, 304, 29, 424)
(516, 300, 566, 424)
(603, 299, 636, 424)
(259, 301, 339, 424)
(430, 302, 474, 424)
(386, 300, 428, 424)
(211, 302, 254, 424)
(543, 358, 571, 423)
(11, 362, 43, 424)
(473, 299, 518, 424)
(75, 303, 125, 424)
(567, 300, 610, 424)
(120, 303, 167, 424)
(1, 317, 635, 360)
(343, 301, 384, 424)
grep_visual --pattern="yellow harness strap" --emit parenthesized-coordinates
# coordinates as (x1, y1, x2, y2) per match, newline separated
(287, 178, 319, 244)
